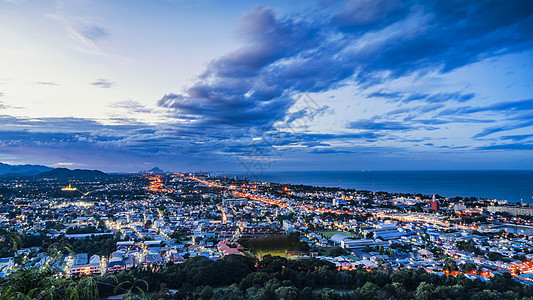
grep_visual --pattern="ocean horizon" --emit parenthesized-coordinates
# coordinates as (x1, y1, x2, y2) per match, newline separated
(216, 170, 533, 204)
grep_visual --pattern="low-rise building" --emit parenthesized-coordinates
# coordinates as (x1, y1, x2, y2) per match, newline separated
(70, 253, 101, 277)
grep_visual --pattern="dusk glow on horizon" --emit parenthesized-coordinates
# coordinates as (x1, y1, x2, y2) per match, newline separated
(1, 0, 532, 172)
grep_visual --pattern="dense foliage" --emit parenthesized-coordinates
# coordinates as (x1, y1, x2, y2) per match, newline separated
(0, 230, 48, 257)
(3, 254, 533, 299)
(455, 241, 484, 255)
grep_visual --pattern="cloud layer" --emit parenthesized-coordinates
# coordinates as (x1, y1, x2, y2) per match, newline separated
(1, 0, 533, 171)
(153, 1, 533, 169)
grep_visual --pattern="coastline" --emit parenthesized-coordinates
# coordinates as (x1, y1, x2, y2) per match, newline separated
(218, 170, 533, 203)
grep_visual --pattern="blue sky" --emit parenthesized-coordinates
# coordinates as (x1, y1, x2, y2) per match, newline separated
(0, 0, 532, 172)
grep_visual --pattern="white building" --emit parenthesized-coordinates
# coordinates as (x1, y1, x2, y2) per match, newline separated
(69, 254, 102, 277)
(341, 239, 375, 249)
(283, 220, 296, 232)
(222, 198, 248, 207)
(0, 257, 14, 277)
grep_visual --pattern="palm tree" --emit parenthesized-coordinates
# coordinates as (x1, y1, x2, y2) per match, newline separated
(114, 277, 149, 300)
(8, 231, 22, 253)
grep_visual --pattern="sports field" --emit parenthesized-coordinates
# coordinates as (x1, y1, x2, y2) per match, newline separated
(316, 230, 354, 239)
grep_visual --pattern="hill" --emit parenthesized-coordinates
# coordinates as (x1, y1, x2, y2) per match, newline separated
(0, 162, 53, 177)
(145, 167, 166, 174)
(35, 168, 109, 180)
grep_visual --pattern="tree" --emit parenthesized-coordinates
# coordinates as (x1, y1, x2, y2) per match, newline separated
(461, 263, 477, 273)
(7, 231, 22, 253)
(275, 286, 298, 300)
(386, 282, 409, 299)
(455, 241, 483, 255)
(359, 282, 379, 300)
(318, 288, 341, 300)
(415, 282, 436, 300)
(299, 287, 315, 300)
(443, 258, 458, 272)
(114, 277, 149, 299)
(324, 247, 347, 257)
(0, 255, 102, 300)
(199, 285, 214, 300)
(98, 219, 106, 230)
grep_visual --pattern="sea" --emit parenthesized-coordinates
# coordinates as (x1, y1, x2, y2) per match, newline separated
(216, 170, 533, 204)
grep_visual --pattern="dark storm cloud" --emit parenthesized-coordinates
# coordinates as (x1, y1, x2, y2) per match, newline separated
(159, 1, 533, 136)
(158, 5, 325, 130)
(4, 0, 533, 170)
(341, 0, 533, 77)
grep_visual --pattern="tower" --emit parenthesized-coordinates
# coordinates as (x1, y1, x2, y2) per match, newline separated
(431, 194, 439, 211)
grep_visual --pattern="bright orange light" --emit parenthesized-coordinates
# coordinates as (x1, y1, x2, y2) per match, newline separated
(189, 177, 357, 216)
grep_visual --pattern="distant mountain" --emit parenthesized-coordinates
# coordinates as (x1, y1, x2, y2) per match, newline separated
(0, 162, 53, 177)
(35, 168, 109, 180)
(146, 167, 166, 174)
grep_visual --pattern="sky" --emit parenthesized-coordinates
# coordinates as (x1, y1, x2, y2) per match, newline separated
(0, 0, 532, 173)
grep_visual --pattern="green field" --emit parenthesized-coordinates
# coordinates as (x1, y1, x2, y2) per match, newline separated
(316, 230, 354, 239)
(255, 249, 288, 259)
(239, 234, 303, 259)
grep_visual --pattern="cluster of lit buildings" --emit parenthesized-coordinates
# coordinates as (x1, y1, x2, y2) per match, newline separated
(1, 172, 533, 285)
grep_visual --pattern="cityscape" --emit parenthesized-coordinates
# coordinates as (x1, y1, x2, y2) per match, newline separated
(0, 169, 533, 299)
(1, 0, 533, 299)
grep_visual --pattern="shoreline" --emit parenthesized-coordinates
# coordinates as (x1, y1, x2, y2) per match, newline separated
(215, 170, 533, 203)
